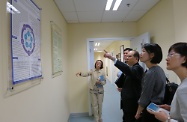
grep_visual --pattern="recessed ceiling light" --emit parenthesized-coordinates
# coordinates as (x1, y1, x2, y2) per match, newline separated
(105, 0, 113, 10)
(113, 0, 122, 11)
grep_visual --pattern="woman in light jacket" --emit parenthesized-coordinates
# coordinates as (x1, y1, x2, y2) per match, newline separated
(148, 42, 187, 122)
(76, 60, 106, 122)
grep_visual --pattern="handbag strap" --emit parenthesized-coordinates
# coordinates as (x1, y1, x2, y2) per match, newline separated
(166, 77, 172, 89)
(166, 77, 170, 83)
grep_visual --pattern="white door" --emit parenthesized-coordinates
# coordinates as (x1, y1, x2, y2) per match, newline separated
(88, 41, 94, 116)
(130, 32, 150, 71)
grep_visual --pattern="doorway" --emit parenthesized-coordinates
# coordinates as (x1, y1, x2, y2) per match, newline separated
(87, 32, 150, 116)
(87, 37, 132, 116)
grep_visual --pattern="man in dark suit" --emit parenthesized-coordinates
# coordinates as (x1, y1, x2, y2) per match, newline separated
(116, 48, 132, 110)
(104, 50, 144, 122)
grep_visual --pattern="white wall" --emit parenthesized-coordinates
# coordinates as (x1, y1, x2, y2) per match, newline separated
(0, 0, 69, 122)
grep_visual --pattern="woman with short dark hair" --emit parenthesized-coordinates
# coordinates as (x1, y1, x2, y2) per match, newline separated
(148, 42, 187, 122)
(135, 43, 166, 122)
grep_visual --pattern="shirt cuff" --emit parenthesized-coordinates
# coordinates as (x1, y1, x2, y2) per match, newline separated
(114, 58, 117, 64)
(170, 119, 178, 122)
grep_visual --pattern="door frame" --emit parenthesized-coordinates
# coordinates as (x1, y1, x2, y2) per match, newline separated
(87, 37, 133, 116)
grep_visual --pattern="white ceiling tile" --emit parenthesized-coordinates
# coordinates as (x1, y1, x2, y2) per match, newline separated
(54, 0, 160, 23)
(74, 0, 107, 11)
(77, 11, 103, 22)
(133, 0, 160, 10)
(102, 11, 128, 22)
(119, 0, 138, 10)
(63, 12, 78, 22)
(54, 0, 75, 12)
(53, 0, 161, 51)
(124, 10, 147, 21)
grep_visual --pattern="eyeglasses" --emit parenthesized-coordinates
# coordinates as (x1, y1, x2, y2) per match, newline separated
(167, 52, 180, 58)
(126, 55, 133, 58)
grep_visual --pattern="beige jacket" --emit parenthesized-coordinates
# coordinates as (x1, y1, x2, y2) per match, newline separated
(80, 69, 106, 91)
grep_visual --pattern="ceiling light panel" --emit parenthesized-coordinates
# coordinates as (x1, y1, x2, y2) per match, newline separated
(105, 0, 113, 10)
(113, 0, 122, 11)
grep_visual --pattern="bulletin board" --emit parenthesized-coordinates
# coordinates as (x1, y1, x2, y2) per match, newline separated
(7, 0, 42, 96)
(50, 21, 63, 77)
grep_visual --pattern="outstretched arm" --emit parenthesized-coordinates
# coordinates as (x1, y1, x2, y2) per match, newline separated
(103, 50, 115, 61)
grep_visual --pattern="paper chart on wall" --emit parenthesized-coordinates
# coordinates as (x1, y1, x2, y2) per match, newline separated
(51, 21, 63, 77)
(11, 0, 42, 84)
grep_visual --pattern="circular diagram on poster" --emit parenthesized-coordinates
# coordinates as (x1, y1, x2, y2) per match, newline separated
(21, 24, 35, 56)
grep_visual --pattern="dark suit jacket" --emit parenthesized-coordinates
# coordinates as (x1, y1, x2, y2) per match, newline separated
(115, 60, 144, 112)
(115, 73, 125, 88)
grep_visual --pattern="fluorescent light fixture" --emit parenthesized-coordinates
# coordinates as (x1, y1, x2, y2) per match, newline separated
(95, 42, 100, 46)
(113, 0, 122, 11)
(105, 0, 113, 11)
(94, 48, 97, 51)
(95, 43, 99, 46)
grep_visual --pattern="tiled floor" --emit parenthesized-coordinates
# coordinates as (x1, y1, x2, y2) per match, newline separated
(69, 80, 123, 122)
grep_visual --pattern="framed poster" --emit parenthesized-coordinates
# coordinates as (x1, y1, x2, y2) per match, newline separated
(120, 45, 124, 62)
(6, 0, 42, 96)
(51, 21, 63, 77)
(10, 0, 42, 85)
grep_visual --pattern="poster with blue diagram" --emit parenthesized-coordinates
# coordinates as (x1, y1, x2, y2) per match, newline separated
(11, 0, 42, 84)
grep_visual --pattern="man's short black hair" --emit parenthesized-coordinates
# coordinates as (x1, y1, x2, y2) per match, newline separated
(124, 48, 132, 52)
(133, 50, 140, 61)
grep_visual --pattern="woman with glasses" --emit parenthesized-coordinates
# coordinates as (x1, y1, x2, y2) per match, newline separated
(148, 42, 187, 122)
(135, 43, 166, 122)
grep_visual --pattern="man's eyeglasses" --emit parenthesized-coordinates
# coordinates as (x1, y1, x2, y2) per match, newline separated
(167, 52, 180, 58)
(126, 55, 133, 58)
